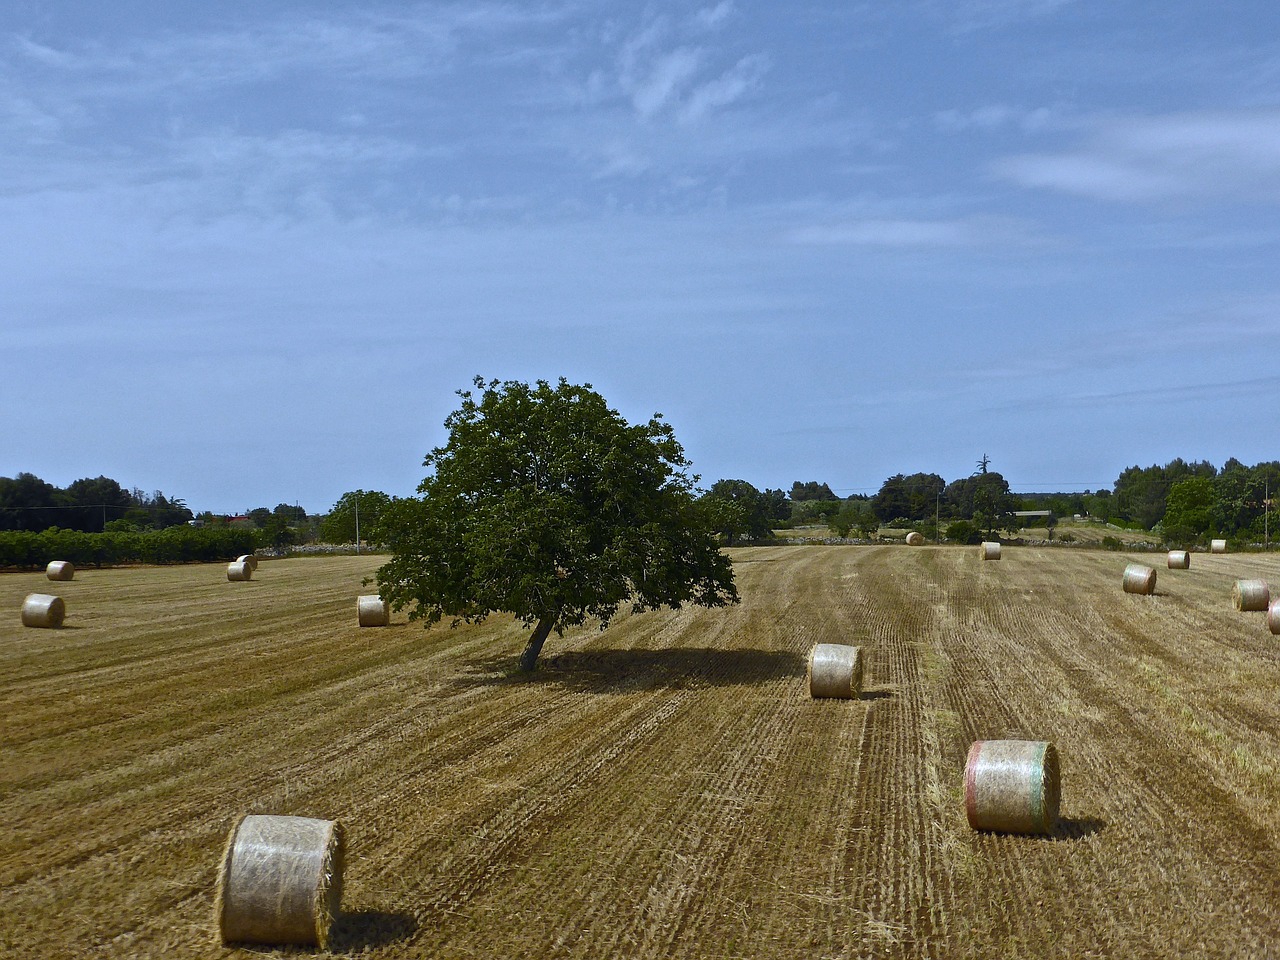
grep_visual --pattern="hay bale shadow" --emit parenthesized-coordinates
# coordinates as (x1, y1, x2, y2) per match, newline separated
(1053, 816, 1106, 841)
(326, 910, 418, 951)
(452, 647, 805, 694)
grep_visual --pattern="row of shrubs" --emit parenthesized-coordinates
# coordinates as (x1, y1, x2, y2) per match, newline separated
(0, 527, 260, 569)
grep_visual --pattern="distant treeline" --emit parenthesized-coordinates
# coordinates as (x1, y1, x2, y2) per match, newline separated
(704, 457, 1280, 548)
(0, 473, 192, 532)
(0, 526, 259, 569)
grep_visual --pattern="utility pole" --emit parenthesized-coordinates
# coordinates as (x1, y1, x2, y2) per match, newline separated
(354, 496, 360, 555)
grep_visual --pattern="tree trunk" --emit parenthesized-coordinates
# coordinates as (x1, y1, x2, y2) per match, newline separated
(519, 617, 556, 672)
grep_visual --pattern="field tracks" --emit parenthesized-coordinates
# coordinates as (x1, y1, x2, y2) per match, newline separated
(2, 550, 1279, 958)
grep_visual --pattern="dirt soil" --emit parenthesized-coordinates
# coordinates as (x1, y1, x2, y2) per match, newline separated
(1, 548, 1278, 958)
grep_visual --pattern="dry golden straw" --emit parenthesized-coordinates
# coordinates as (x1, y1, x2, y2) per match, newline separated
(21, 593, 65, 628)
(980, 541, 1001, 561)
(357, 594, 390, 627)
(1210, 538, 1227, 554)
(216, 814, 344, 948)
(1166, 550, 1190, 570)
(45, 560, 75, 581)
(236, 554, 259, 571)
(905, 531, 925, 546)
(226, 561, 253, 582)
(964, 739, 1060, 835)
(1232, 579, 1270, 612)
(1122, 563, 1157, 595)
(1268, 599, 1280, 636)
(807, 643, 863, 699)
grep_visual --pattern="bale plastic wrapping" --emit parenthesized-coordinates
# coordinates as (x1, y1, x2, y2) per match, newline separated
(1269, 599, 1280, 636)
(227, 561, 253, 582)
(357, 594, 390, 627)
(236, 554, 259, 571)
(217, 814, 344, 948)
(1232, 579, 1270, 612)
(807, 643, 863, 699)
(1210, 539, 1227, 554)
(905, 532, 925, 546)
(21, 593, 65, 628)
(46, 560, 75, 581)
(980, 542, 1001, 561)
(964, 739, 1060, 835)
(1166, 550, 1190, 570)
(1122, 563, 1157, 595)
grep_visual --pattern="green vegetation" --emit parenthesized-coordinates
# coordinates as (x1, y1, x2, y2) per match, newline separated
(374, 377, 738, 671)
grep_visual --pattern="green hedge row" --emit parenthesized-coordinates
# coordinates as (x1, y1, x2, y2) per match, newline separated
(0, 527, 260, 569)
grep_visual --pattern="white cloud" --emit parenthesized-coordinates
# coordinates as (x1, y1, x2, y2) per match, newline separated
(788, 217, 1000, 247)
(680, 53, 768, 122)
(934, 104, 1054, 133)
(629, 46, 703, 118)
(997, 109, 1280, 202)
(695, 2, 736, 30)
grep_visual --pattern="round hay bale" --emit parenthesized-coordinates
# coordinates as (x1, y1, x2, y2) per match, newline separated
(905, 531, 925, 546)
(1268, 599, 1280, 636)
(357, 594, 389, 627)
(807, 643, 863, 699)
(1232, 579, 1270, 612)
(46, 560, 75, 581)
(979, 541, 1001, 561)
(1122, 563, 1157, 595)
(236, 554, 259, 571)
(21, 593, 65, 628)
(227, 560, 253, 582)
(1166, 550, 1190, 570)
(964, 739, 1060, 835)
(1210, 538, 1227, 554)
(216, 814, 344, 948)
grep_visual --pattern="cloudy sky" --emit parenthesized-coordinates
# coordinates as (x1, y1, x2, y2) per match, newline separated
(3, 1, 1279, 515)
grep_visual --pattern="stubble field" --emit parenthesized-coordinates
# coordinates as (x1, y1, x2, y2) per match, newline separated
(2, 546, 1278, 959)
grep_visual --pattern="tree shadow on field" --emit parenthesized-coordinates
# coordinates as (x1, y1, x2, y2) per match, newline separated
(452, 647, 805, 694)
(327, 909, 418, 952)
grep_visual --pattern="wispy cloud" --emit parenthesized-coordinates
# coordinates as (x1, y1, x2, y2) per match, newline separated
(923, 0, 1080, 33)
(934, 103, 1055, 133)
(997, 109, 1280, 203)
(787, 215, 1033, 248)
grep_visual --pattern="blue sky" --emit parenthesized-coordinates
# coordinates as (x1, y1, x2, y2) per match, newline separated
(3, 1, 1279, 515)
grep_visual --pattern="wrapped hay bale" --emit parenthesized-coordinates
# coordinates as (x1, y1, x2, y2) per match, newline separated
(227, 560, 253, 582)
(980, 541, 1001, 561)
(217, 814, 344, 948)
(236, 554, 259, 571)
(964, 739, 1060, 835)
(1268, 599, 1280, 636)
(1166, 550, 1190, 570)
(22, 593, 65, 628)
(1232, 579, 1270, 612)
(46, 560, 75, 581)
(905, 531, 925, 546)
(1122, 563, 1157, 595)
(1210, 539, 1227, 554)
(357, 594, 389, 627)
(808, 643, 863, 699)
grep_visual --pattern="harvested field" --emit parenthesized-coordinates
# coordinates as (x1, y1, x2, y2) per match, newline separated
(2, 548, 1279, 959)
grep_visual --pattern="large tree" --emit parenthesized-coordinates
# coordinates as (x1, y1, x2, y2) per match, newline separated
(702, 479, 780, 544)
(375, 377, 739, 671)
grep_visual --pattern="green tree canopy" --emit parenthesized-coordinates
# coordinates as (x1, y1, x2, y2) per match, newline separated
(375, 377, 739, 671)
(1162, 476, 1214, 546)
(703, 479, 778, 544)
(790, 480, 837, 501)
(320, 490, 393, 545)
